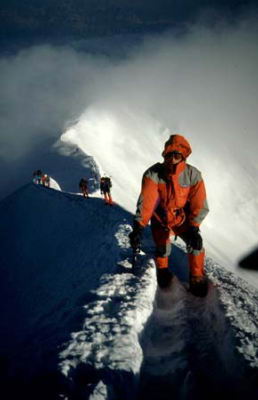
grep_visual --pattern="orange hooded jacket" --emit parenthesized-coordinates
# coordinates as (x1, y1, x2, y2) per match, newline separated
(135, 135, 209, 231)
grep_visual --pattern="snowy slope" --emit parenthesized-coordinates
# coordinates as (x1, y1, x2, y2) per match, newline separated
(0, 183, 153, 397)
(0, 182, 257, 399)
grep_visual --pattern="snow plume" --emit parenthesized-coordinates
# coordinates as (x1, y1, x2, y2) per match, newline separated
(58, 106, 168, 208)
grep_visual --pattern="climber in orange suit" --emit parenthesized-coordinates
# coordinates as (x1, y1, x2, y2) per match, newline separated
(129, 134, 209, 296)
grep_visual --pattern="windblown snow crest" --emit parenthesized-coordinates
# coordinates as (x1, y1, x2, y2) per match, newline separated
(59, 223, 157, 399)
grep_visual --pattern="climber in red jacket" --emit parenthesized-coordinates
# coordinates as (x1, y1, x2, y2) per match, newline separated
(129, 134, 209, 296)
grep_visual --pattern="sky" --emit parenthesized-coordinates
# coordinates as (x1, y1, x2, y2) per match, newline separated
(0, 7, 258, 280)
(1, 0, 257, 42)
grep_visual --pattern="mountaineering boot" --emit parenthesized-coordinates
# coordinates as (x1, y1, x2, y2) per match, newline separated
(156, 268, 174, 290)
(189, 275, 209, 297)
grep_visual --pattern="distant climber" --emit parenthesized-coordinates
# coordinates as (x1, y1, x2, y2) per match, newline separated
(41, 174, 50, 188)
(33, 169, 43, 185)
(79, 178, 89, 198)
(129, 134, 209, 296)
(100, 176, 113, 205)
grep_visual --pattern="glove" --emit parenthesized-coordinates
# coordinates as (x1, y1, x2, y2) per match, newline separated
(129, 221, 144, 250)
(185, 226, 203, 251)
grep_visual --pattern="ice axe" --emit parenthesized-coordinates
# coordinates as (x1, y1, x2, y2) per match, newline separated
(132, 245, 141, 271)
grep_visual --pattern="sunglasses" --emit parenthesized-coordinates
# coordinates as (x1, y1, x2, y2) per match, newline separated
(165, 151, 183, 160)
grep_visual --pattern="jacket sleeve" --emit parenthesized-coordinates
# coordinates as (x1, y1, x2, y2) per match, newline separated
(134, 171, 159, 228)
(188, 173, 209, 227)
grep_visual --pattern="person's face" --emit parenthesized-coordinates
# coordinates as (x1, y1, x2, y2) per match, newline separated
(164, 151, 183, 170)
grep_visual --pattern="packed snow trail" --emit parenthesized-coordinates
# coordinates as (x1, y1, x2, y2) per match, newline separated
(138, 280, 257, 400)
(137, 250, 258, 400)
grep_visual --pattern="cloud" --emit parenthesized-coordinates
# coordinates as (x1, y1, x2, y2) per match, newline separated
(1, 15, 257, 163)
(0, 45, 112, 161)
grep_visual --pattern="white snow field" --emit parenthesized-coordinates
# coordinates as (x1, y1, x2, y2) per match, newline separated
(0, 181, 257, 399)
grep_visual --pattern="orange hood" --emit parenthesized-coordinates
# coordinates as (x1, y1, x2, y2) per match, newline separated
(162, 134, 192, 159)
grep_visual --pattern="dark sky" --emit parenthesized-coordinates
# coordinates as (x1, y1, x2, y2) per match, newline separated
(1, 0, 258, 43)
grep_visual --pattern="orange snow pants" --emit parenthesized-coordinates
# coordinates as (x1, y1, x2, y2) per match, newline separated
(104, 191, 113, 205)
(151, 221, 205, 277)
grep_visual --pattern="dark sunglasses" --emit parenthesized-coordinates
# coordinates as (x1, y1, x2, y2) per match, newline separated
(165, 151, 183, 160)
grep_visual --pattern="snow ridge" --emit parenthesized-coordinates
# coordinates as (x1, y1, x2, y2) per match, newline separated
(1, 183, 258, 399)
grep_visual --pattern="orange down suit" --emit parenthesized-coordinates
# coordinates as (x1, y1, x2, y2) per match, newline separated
(135, 135, 209, 277)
